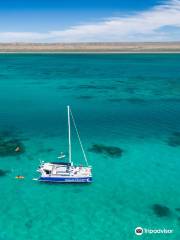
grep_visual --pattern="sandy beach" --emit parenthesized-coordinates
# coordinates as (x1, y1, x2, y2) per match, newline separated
(0, 42, 180, 53)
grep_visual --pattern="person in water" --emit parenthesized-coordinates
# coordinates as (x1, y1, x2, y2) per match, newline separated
(15, 175, 24, 179)
(15, 146, 20, 152)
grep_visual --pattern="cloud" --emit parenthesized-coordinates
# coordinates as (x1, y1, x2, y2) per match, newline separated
(0, 0, 180, 42)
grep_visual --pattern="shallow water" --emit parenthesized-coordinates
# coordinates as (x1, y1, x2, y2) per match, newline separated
(0, 53, 180, 239)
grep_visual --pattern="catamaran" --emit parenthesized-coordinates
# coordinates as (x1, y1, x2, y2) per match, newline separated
(37, 106, 92, 183)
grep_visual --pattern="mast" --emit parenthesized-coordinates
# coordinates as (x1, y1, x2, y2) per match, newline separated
(67, 105, 72, 165)
(70, 108, 89, 166)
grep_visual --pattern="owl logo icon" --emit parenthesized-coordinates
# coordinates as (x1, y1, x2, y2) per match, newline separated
(135, 227, 143, 236)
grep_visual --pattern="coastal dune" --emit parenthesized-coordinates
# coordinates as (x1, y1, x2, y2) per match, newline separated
(0, 42, 180, 53)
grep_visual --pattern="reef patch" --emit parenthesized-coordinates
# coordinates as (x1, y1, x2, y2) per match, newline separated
(152, 204, 171, 217)
(37, 148, 54, 153)
(127, 98, 147, 104)
(78, 84, 116, 90)
(0, 137, 25, 157)
(108, 98, 124, 102)
(0, 169, 10, 177)
(167, 132, 180, 147)
(76, 95, 93, 100)
(88, 144, 123, 158)
(25, 219, 33, 229)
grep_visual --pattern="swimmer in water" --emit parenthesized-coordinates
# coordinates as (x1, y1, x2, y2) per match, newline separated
(15, 175, 25, 179)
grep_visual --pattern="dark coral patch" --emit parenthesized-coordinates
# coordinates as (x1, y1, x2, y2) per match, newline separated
(46, 148, 54, 152)
(0, 169, 10, 177)
(78, 84, 97, 89)
(78, 85, 116, 90)
(125, 87, 136, 94)
(0, 138, 25, 157)
(172, 132, 180, 137)
(76, 96, 93, 100)
(88, 144, 123, 158)
(25, 219, 33, 229)
(57, 86, 73, 90)
(38, 148, 54, 153)
(108, 98, 124, 102)
(167, 132, 180, 147)
(127, 98, 146, 104)
(0, 130, 13, 137)
(108, 98, 146, 104)
(175, 208, 180, 212)
(152, 204, 171, 217)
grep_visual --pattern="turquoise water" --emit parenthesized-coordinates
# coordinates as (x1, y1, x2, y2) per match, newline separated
(0, 53, 180, 239)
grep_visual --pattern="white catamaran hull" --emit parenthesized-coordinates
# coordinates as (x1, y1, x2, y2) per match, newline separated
(38, 176, 92, 183)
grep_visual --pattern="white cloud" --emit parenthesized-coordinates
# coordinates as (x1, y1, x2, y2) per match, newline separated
(0, 0, 180, 42)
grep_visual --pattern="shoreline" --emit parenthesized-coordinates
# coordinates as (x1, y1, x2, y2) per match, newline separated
(0, 51, 180, 54)
(0, 42, 180, 53)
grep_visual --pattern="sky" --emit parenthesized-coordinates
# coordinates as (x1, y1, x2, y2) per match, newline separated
(0, 0, 180, 42)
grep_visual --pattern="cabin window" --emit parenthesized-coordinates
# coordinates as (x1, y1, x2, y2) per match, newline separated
(44, 170, 51, 174)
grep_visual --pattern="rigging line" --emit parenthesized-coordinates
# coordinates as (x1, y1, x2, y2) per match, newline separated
(70, 108, 89, 166)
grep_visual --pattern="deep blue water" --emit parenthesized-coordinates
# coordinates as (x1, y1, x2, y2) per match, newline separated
(0, 54, 180, 240)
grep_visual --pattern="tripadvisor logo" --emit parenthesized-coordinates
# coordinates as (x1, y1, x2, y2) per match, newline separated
(135, 227, 143, 236)
(135, 227, 173, 236)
